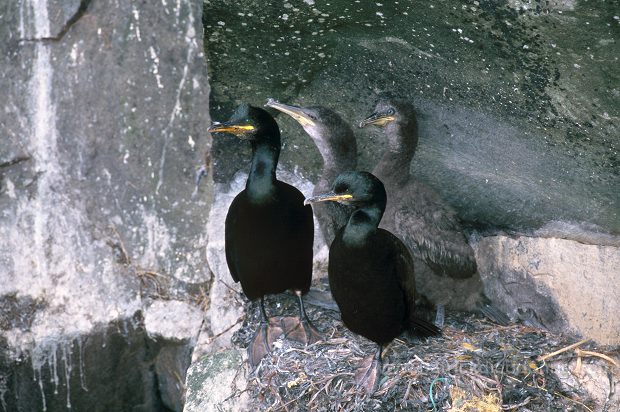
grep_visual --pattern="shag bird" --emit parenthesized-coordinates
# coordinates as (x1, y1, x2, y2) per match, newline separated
(271, 97, 507, 324)
(265, 98, 357, 246)
(305, 171, 440, 394)
(208, 104, 321, 367)
(361, 97, 508, 323)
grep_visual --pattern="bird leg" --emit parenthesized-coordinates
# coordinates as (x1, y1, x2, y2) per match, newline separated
(248, 297, 283, 367)
(434, 304, 445, 328)
(355, 344, 382, 395)
(282, 290, 323, 344)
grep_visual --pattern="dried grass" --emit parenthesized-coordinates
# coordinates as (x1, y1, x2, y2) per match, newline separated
(231, 286, 616, 412)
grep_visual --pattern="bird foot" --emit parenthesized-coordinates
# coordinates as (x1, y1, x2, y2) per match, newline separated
(355, 353, 382, 395)
(247, 318, 284, 367)
(281, 316, 323, 345)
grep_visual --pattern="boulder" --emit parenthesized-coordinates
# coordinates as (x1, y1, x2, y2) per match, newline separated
(474, 234, 620, 345)
(184, 349, 249, 412)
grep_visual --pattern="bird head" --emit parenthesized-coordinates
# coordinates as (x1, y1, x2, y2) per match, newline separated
(208, 104, 280, 145)
(265, 99, 351, 141)
(359, 98, 416, 129)
(265, 98, 357, 168)
(304, 171, 386, 212)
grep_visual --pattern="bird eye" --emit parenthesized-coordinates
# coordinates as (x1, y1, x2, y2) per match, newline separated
(387, 108, 395, 116)
(334, 183, 347, 193)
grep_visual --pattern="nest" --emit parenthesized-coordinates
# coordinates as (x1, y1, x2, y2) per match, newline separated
(231, 287, 617, 411)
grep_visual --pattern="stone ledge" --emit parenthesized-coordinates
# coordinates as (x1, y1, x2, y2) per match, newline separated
(473, 234, 620, 345)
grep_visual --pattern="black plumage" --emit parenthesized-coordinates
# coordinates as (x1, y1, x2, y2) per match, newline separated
(208, 104, 320, 367)
(305, 171, 440, 394)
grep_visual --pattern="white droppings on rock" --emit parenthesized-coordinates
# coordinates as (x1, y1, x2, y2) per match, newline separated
(134, 205, 174, 271)
(3, 178, 16, 199)
(131, 6, 141, 41)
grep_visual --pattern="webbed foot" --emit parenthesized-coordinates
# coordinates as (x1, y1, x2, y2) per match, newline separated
(247, 317, 284, 367)
(282, 316, 323, 344)
(355, 348, 382, 395)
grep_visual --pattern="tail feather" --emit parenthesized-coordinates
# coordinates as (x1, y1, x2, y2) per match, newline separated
(479, 303, 511, 326)
(409, 316, 442, 337)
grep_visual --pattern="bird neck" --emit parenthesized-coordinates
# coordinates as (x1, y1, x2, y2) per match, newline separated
(342, 207, 382, 246)
(312, 132, 357, 185)
(316, 141, 357, 197)
(246, 141, 279, 201)
(374, 125, 417, 187)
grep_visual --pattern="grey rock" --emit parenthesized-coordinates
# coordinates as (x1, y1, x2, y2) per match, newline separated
(144, 300, 204, 342)
(183, 349, 249, 412)
(474, 234, 620, 345)
(145, 300, 204, 412)
(0, 313, 166, 411)
(550, 358, 620, 412)
(1, 0, 210, 410)
(155, 344, 195, 412)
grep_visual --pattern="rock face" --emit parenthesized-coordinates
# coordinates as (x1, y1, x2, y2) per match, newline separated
(201, 0, 619, 348)
(474, 235, 620, 345)
(204, 0, 618, 237)
(184, 349, 249, 412)
(0, 0, 210, 410)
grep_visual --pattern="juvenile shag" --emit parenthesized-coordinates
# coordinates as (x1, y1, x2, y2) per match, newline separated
(208, 104, 320, 366)
(361, 98, 477, 279)
(361, 98, 508, 323)
(265, 98, 357, 246)
(305, 171, 441, 394)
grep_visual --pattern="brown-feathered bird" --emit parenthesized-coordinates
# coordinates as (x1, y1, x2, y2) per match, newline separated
(360, 98, 507, 323)
(265, 98, 357, 246)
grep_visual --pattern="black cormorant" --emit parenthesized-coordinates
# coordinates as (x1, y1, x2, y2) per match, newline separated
(265, 98, 356, 246)
(305, 171, 440, 394)
(361, 97, 508, 323)
(208, 104, 320, 366)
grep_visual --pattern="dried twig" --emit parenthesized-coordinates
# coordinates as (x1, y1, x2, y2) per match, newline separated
(575, 348, 619, 368)
(538, 339, 589, 362)
(501, 395, 531, 410)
